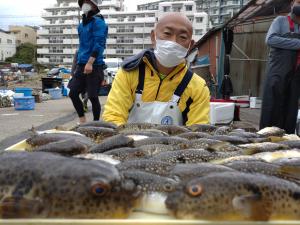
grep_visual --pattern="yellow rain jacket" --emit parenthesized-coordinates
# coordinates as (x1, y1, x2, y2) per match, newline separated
(103, 51, 210, 126)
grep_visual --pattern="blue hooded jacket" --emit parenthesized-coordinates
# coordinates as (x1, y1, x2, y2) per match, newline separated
(77, 15, 108, 65)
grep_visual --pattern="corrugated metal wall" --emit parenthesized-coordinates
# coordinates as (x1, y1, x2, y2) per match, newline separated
(229, 17, 274, 97)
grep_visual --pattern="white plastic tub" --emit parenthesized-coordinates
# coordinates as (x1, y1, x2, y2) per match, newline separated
(210, 102, 235, 125)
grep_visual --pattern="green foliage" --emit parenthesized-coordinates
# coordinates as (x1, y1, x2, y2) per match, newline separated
(5, 43, 37, 64)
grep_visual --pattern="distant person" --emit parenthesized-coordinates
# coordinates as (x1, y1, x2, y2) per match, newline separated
(220, 75, 233, 100)
(260, 0, 300, 134)
(103, 13, 210, 126)
(68, 0, 108, 124)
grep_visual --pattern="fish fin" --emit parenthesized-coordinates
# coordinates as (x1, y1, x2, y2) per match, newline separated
(29, 126, 38, 135)
(242, 148, 260, 155)
(207, 143, 227, 152)
(0, 197, 44, 218)
(269, 136, 287, 143)
(279, 166, 300, 180)
(232, 194, 272, 221)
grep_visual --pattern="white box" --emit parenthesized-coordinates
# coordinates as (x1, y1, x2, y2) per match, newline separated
(250, 97, 262, 109)
(230, 95, 250, 108)
(210, 102, 235, 125)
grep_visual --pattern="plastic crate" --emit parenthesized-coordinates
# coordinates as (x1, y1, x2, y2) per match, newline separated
(15, 87, 33, 97)
(48, 88, 62, 100)
(14, 96, 35, 110)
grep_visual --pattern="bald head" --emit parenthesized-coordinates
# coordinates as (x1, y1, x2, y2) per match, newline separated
(156, 13, 193, 35)
(151, 12, 194, 50)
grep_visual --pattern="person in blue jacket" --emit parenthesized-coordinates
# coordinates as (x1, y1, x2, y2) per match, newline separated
(69, 0, 108, 124)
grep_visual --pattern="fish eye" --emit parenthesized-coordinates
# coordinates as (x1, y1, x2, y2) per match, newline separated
(187, 184, 203, 197)
(134, 151, 145, 157)
(91, 183, 110, 197)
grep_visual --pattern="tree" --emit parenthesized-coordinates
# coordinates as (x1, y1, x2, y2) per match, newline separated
(5, 43, 37, 64)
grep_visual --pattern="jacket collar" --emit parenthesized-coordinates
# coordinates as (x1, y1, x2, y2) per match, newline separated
(82, 9, 99, 25)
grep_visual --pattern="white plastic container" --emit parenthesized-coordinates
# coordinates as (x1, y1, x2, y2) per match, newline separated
(230, 95, 250, 108)
(250, 97, 262, 109)
(210, 102, 235, 125)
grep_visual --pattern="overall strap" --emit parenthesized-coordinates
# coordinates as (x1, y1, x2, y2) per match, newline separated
(136, 63, 145, 94)
(173, 69, 194, 103)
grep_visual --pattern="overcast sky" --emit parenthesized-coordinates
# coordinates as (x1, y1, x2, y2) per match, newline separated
(0, 0, 150, 30)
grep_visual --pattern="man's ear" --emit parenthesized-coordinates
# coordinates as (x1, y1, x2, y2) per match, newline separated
(150, 30, 156, 48)
(189, 39, 195, 50)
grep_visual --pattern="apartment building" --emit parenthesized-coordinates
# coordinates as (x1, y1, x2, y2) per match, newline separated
(195, 0, 249, 25)
(9, 26, 37, 46)
(138, 0, 249, 26)
(0, 29, 16, 62)
(37, 0, 208, 66)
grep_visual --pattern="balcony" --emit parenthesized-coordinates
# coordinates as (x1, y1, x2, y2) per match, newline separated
(108, 28, 117, 34)
(37, 29, 49, 35)
(63, 20, 78, 26)
(134, 38, 152, 45)
(134, 27, 153, 33)
(63, 29, 78, 35)
(106, 49, 116, 54)
(37, 58, 49, 64)
(116, 49, 133, 54)
(63, 49, 77, 54)
(37, 49, 49, 54)
(63, 58, 73, 64)
(63, 39, 79, 45)
(37, 39, 49, 45)
(116, 28, 134, 33)
(107, 39, 117, 44)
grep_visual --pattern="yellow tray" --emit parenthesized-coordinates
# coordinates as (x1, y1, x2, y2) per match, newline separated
(4, 132, 300, 225)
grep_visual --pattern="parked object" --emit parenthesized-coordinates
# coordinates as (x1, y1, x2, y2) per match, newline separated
(47, 88, 62, 100)
(41, 77, 63, 93)
(210, 102, 235, 125)
(14, 96, 35, 110)
(14, 87, 33, 97)
(230, 96, 250, 108)
(250, 97, 262, 109)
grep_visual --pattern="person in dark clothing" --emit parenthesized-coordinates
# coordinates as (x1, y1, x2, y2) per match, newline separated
(260, 0, 300, 134)
(221, 75, 233, 100)
(68, 0, 108, 124)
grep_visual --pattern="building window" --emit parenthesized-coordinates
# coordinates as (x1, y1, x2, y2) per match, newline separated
(7, 39, 12, 44)
(196, 17, 203, 23)
(163, 6, 170, 12)
(185, 5, 193, 11)
(25, 33, 29, 38)
(195, 29, 203, 35)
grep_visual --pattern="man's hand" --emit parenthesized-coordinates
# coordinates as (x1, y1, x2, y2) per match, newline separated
(84, 62, 93, 75)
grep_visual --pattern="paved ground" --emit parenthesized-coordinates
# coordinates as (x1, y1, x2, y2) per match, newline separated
(0, 96, 261, 150)
(0, 96, 107, 150)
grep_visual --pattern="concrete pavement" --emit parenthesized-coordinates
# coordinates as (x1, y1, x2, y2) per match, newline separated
(0, 96, 107, 149)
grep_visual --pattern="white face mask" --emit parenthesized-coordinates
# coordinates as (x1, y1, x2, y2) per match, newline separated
(82, 3, 92, 14)
(154, 38, 190, 68)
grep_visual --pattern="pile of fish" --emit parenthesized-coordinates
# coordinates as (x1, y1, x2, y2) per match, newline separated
(2, 121, 300, 221)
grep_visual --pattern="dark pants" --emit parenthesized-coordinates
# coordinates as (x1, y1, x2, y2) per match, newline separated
(260, 67, 300, 134)
(68, 64, 104, 121)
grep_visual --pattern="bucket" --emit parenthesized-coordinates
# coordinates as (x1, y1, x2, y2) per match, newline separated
(48, 88, 62, 100)
(15, 87, 33, 96)
(14, 96, 35, 110)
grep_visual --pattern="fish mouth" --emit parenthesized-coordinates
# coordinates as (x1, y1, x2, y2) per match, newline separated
(164, 194, 179, 212)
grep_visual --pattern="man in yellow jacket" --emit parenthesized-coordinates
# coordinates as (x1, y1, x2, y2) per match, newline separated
(103, 12, 210, 126)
